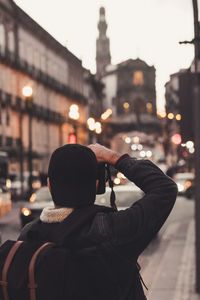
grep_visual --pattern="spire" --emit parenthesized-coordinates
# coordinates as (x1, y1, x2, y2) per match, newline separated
(96, 7, 111, 77)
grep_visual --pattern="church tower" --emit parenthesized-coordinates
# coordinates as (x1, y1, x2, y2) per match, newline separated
(96, 7, 111, 77)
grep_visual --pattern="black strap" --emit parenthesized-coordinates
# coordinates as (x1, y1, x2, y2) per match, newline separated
(106, 164, 117, 211)
(136, 262, 148, 291)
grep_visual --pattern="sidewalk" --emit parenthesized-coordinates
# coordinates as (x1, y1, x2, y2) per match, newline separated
(140, 197, 200, 300)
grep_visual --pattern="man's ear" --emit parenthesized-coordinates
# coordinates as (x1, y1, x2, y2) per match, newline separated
(47, 177, 51, 192)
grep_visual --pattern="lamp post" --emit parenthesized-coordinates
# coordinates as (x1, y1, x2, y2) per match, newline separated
(180, 1, 200, 293)
(192, 0, 200, 293)
(22, 86, 33, 197)
(68, 104, 80, 143)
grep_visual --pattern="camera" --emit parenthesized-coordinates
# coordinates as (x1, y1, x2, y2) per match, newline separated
(96, 163, 106, 194)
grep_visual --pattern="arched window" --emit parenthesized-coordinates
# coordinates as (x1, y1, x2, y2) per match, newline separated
(7, 30, 15, 53)
(0, 24, 6, 54)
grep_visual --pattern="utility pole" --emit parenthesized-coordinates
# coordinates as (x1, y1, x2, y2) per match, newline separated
(180, 0, 200, 293)
(192, 0, 200, 293)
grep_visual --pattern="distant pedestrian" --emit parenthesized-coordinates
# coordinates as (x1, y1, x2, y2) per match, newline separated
(0, 143, 177, 300)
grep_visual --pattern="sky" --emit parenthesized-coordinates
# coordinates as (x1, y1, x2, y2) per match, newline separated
(14, 0, 196, 112)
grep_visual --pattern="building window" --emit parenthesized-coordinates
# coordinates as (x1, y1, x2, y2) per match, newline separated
(41, 55, 46, 72)
(16, 137, 21, 147)
(47, 59, 52, 76)
(6, 137, 12, 147)
(6, 108, 10, 126)
(34, 50, 40, 69)
(7, 30, 15, 53)
(54, 63, 58, 79)
(0, 24, 6, 54)
(19, 40, 26, 61)
(133, 71, 144, 86)
(27, 45, 33, 65)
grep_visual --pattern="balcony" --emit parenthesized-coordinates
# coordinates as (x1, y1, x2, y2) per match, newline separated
(0, 53, 87, 105)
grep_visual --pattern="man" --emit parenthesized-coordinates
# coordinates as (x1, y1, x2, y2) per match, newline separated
(19, 143, 177, 300)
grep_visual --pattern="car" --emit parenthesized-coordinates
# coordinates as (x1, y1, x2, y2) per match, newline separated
(173, 172, 194, 197)
(0, 187, 12, 218)
(20, 186, 53, 227)
(10, 171, 42, 201)
(20, 183, 144, 227)
(95, 183, 143, 210)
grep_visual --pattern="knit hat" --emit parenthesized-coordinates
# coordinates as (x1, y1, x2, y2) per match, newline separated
(48, 144, 98, 207)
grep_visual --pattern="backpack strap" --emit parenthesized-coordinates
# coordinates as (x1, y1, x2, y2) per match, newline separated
(28, 242, 53, 300)
(0, 241, 24, 300)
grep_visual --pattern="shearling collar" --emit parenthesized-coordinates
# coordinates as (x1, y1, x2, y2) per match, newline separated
(40, 206, 74, 223)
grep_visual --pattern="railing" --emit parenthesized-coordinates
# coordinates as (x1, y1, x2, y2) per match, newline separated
(0, 50, 87, 104)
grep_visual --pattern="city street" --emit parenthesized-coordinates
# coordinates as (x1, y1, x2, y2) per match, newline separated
(0, 196, 198, 299)
(140, 196, 197, 299)
(0, 0, 200, 298)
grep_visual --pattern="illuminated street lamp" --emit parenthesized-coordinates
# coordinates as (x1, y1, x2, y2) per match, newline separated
(68, 104, 80, 143)
(87, 118, 96, 131)
(101, 108, 112, 120)
(167, 112, 174, 120)
(94, 122, 102, 134)
(69, 104, 80, 120)
(87, 118, 102, 142)
(22, 85, 33, 196)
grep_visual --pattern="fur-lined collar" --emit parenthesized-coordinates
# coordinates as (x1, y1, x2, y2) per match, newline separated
(40, 206, 74, 223)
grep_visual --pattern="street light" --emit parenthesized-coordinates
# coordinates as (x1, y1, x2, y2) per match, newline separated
(69, 104, 80, 120)
(87, 118, 102, 143)
(68, 104, 80, 143)
(22, 85, 33, 197)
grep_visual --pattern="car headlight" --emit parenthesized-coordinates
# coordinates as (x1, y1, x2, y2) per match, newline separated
(6, 179, 12, 189)
(21, 207, 32, 217)
(114, 178, 121, 185)
(177, 183, 184, 192)
(29, 193, 36, 203)
(184, 180, 192, 189)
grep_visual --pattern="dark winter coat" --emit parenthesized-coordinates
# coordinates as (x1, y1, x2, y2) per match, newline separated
(19, 155, 178, 300)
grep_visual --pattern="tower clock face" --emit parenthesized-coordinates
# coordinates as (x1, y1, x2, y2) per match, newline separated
(133, 71, 144, 86)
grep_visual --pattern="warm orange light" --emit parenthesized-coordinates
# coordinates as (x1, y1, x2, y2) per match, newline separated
(176, 114, 182, 121)
(157, 111, 166, 118)
(123, 102, 130, 110)
(146, 102, 153, 113)
(69, 104, 80, 120)
(168, 113, 174, 120)
(21, 207, 31, 216)
(22, 86, 33, 98)
(95, 122, 102, 134)
(101, 108, 112, 120)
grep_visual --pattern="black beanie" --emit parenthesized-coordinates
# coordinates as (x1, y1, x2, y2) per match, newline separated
(48, 144, 98, 207)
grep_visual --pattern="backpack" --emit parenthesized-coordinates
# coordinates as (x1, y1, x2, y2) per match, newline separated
(0, 205, 122, 300)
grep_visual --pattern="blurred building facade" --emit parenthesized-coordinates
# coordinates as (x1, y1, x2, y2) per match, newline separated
(0, 0, 92, 174)
(96, 7, 111, 78)
(102, 59, 157, 117)
(165, 67, 195, 166)
(165, 68, 194, 143)
(96, 7, 158, 141)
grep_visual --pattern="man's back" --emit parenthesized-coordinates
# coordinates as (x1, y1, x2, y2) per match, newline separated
(18, 154, 177, 300)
